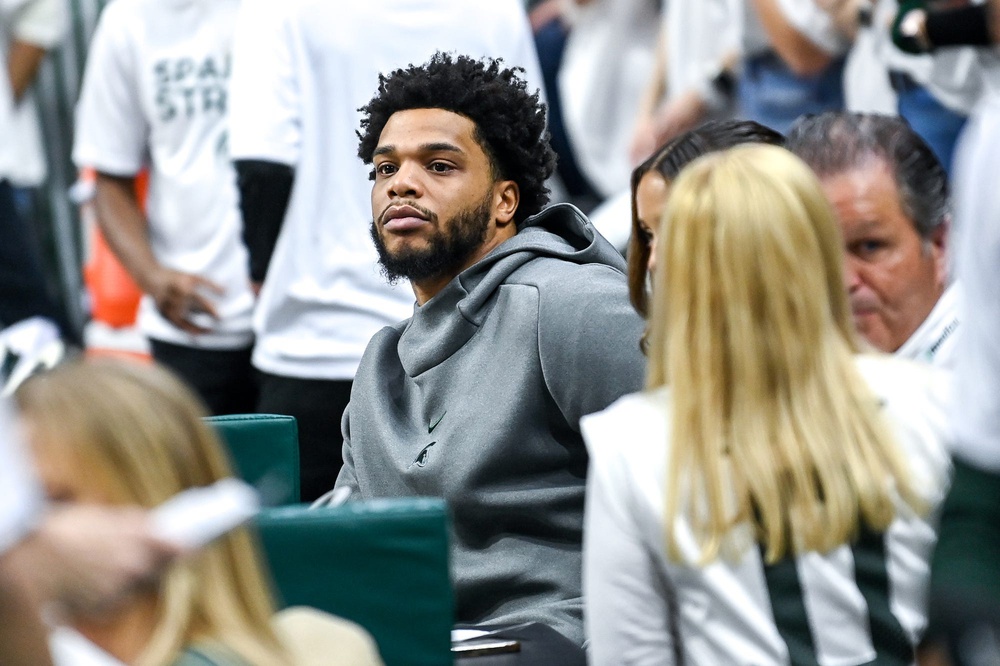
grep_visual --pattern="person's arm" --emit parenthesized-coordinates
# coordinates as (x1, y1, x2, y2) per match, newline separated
(6, 39, 47, 104)
(7, 504, 176, 616)
(538, 260, 647, 426)
(753, 0, 835, 76)
(233, 160, 294, 290)
(629, 23, 670, 165)
(334, 402, 358, 493)
(0, 556, 53, 665)
(229, 0, 303, 291)
(5, 0, 67, 104)
(892, 1, 992, 54)
(94, 173, 223, 334)
(581, 411, 678, 665)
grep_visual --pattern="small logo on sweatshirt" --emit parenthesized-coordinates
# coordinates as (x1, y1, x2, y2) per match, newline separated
(428, 411, 446, 434)
(410, 413, 446, 468)
(411, 442, 436, 468)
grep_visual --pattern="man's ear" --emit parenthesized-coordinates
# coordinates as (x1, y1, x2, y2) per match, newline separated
(494, 180, 519, 227)
(929, 216, 949, 289)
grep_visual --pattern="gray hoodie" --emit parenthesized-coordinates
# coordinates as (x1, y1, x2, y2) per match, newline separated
(336, 203, 646, 645)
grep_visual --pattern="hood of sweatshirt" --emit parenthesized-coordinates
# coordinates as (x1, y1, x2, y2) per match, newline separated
(397, 203, 627, 376)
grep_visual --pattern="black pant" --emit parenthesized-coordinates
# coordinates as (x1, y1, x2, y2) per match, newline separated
(255, 371, 352, 502)
(0, 180, 76, 340)
(149, 339, 256, 416)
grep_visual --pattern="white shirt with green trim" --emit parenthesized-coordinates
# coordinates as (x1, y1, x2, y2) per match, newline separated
(581, 355, 952, 665)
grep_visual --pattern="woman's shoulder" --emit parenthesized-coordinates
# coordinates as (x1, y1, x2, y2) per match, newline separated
(855, 353, 951, 434)
(855, 353, 953, 495)
(581, 387, 672, 466)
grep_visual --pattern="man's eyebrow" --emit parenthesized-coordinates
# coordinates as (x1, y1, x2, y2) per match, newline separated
(422, 142, 463, 154)
(372, 142, 464, 158)
(847, 220, 884, 234)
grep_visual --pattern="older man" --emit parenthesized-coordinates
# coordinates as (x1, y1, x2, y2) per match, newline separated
(787, 112, 957, 367)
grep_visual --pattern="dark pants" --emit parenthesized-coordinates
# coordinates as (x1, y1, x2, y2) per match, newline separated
(534, 18, 601, 203)
(149, 339, 256, 416)
(255, 371, 352, 502)
(0, 180, 75, 340)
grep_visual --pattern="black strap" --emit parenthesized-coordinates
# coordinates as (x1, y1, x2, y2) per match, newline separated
(926, 4, 991, 48)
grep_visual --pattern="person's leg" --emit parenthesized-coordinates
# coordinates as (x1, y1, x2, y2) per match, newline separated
(739, 53, 846, 135)
(0, 180, 74, 340)
(256, 372, 352, 502)
(148, 340, 256, 415)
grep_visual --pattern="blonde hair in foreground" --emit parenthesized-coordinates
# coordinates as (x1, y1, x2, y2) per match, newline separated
(15, 358, 289, 666)
(646, 145, 923, 564)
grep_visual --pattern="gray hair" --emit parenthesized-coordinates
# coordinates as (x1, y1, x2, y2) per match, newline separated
(786, 112, 949, 239)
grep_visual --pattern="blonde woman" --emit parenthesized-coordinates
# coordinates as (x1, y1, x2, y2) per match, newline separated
(580, 145, 951, 665)
(15, 358, 289, 665)
(15, 359, 383, 666)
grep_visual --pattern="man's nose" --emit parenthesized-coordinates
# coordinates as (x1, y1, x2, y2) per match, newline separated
(388, 162, 421, 198)
(646, 235, 658, 276)
(844, 254, 863, 293)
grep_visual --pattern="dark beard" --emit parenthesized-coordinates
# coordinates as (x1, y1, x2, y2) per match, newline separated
(370, 194, 492, 285)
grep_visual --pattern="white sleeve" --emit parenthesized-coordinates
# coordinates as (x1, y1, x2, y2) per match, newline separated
(9, 0, 67, 48)
(950, 109, 1000, 471)
(71, 3, 147, 175)
(0, 400, 43, 555)
(228, 0, 301, 165)
(773, 0, 849, 56)
(581, 413, 677, 666)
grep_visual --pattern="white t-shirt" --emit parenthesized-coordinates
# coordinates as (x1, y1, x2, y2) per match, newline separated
(0, 0, 67, 186)
(581, 355, 951, 666)
(0, 399, 42, 555)
(741, 0, 849, 61)
(228, 0, 545, 380)
(73, 0, 253, 349)
(558, 0, 660, 198)
(665, 0, 739, 107)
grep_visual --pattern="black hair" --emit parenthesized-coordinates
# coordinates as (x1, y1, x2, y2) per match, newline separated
(786, 112, 949, 239)
(357, 52, 556, 225)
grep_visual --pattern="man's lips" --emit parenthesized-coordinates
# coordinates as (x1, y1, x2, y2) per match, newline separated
(851, 304, 878, 317)
(381, 205, 430, 232)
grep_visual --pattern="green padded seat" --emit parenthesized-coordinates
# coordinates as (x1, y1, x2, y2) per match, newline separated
(205, 414, 300, 505)
(255, 498, 454, 666)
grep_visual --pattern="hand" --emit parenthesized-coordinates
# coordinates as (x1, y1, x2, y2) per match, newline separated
(629, 115, 660, 167)
(651, 90, 708, 149)
(19, 504, 181, 617)
(892, 1, 932, 54)
(149, 268, 224, 334)
(529, 0, 565, 31)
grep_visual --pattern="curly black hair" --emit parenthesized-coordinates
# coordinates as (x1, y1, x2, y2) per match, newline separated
(357, 52, 556, 225)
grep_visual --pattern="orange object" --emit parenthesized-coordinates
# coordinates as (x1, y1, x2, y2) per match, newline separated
(80, 167, 148, 328)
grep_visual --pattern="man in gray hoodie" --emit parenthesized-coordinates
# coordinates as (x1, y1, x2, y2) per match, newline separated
(336, 52, 646, 650)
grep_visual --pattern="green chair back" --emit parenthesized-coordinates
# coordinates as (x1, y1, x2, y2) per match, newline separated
(205, 414, 300, 505)
(255, 499, 454, 666)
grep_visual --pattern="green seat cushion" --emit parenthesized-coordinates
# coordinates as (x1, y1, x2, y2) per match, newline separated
(255, 499, 454, 666)
(205, 414, 300, 505)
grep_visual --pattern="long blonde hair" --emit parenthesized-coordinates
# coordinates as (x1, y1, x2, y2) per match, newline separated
(646, 145, 922, 564)
(16, 358, 289, 666)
